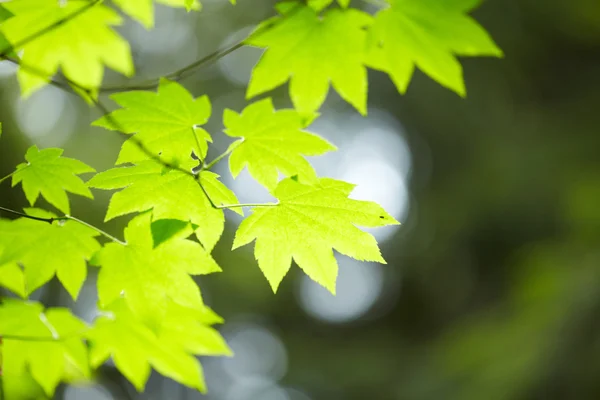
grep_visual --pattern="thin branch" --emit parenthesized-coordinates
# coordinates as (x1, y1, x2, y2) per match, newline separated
(0, 206, 55, 223)
(99, 42, 244, 93)
(96, 2, 303, 93)
(0, 172, 14, 185)
(0, 206, 125, 244)
(0, 0, 101, 58)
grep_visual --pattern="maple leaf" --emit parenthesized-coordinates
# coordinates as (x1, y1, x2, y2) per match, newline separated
(159, 301, 231, 357)
(0, 6, 16, 58)
(223, 98, 336, 190)
(86, 298, 230, 392)
(0, 264, 26, 298)
(93, 79, 212, 165)
(11, 146, 95, 214)
(0, 0, 133, 97)
(233, 177, 399, 293)
(308, 0, 350, 11)
(87, 160, 241, 251)
(112, 0, 201, 29)
(0, 300, 89, 397)
(91, 212, 220, 329)
(0, 209, 100, 299)
(367, 0, 503, 96)
(247, 2, 372, 115)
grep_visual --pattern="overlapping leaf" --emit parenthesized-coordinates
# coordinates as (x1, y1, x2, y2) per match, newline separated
(247, 2, 372, 115)
(308, 0, 350, 11)
(112, 0, 200, 29)
(0, 209, 100, 299)
(0, 300, 89, 398)
(11, 145, 95, 214)
(86, 299, 230, 392)
(0, 5, 16, 58)
(367, 0, 502, 96)
(223, 98, 336, 190)
(233, 177, 399, 293)
(91, 212, 220, 328)
(93, 79, 212, 165)
(88, 160, 240, 251)
(0, 0, 133, 96)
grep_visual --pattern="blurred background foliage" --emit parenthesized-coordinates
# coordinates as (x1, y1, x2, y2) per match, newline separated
(2, 0, 600, 399)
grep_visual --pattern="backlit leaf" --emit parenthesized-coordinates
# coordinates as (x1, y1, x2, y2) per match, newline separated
(367, 0, 502, 96)
(91, 212, 220, 328)
(0, 0, 133, 97)
(247, 2, 372, 115)
(87, 298, 230, 392)
(0, 300, 89, 398)
(88, 160, 240, 251)
(223, 98, 335, 190)
(112, 0, 201, 29)
(0, 208, 100, 299)
(233, 177, 399, 293)
(12, 146, 95, 214)
(93, 79, 212, 166)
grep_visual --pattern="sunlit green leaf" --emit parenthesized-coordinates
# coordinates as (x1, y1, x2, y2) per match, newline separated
(367, 0, 502, 95)
(91, 212, 219, 328)
(93, 78, 212, 165)
(223, 98, 335, 190)
(233, 177, 399, 293)
(12, 146, 95, 214)
(0, 0, 133, 97)
(0, 300, 89, 398)
(88, 160, 240, 251)
(247, 2, 372, 115)
(112, 0, 201, 29)
(0, 208, 100, 299)
(87, 298, 230, 392)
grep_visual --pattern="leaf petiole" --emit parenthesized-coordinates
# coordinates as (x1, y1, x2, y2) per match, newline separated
(193, 175, 277, 210)
(0, 172, 14, 185)
(60, 215, 126, 245)
(217, 202, 278, 209)
(202, 140, 243, 171)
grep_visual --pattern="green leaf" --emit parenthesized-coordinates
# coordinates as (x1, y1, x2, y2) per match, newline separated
(0, 300, 89, 398)
(0, 6, 16, 58)
(112, 0, 201, 29)
(87, 298, 229, 392)
(308, 0, 351, 11)
(151, 218, 194, 248)
(88, 160, 241, 251)
(159, 301, 232, 357)
(223, 98, 336, 190)
(93, 79, 212, 166)
(12, 146, 95, 214)
(367, 0, 503, 96)
(0, 263, 26, 298)
(247, 2, 372, 115)
(233, 177, 399, 293)
(91, 212, 220, 329)
(0, 209, 101, 299)
(0, 0, 133, 97)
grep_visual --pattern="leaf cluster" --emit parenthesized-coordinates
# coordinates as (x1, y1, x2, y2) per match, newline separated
(0, 0, 501, 397)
